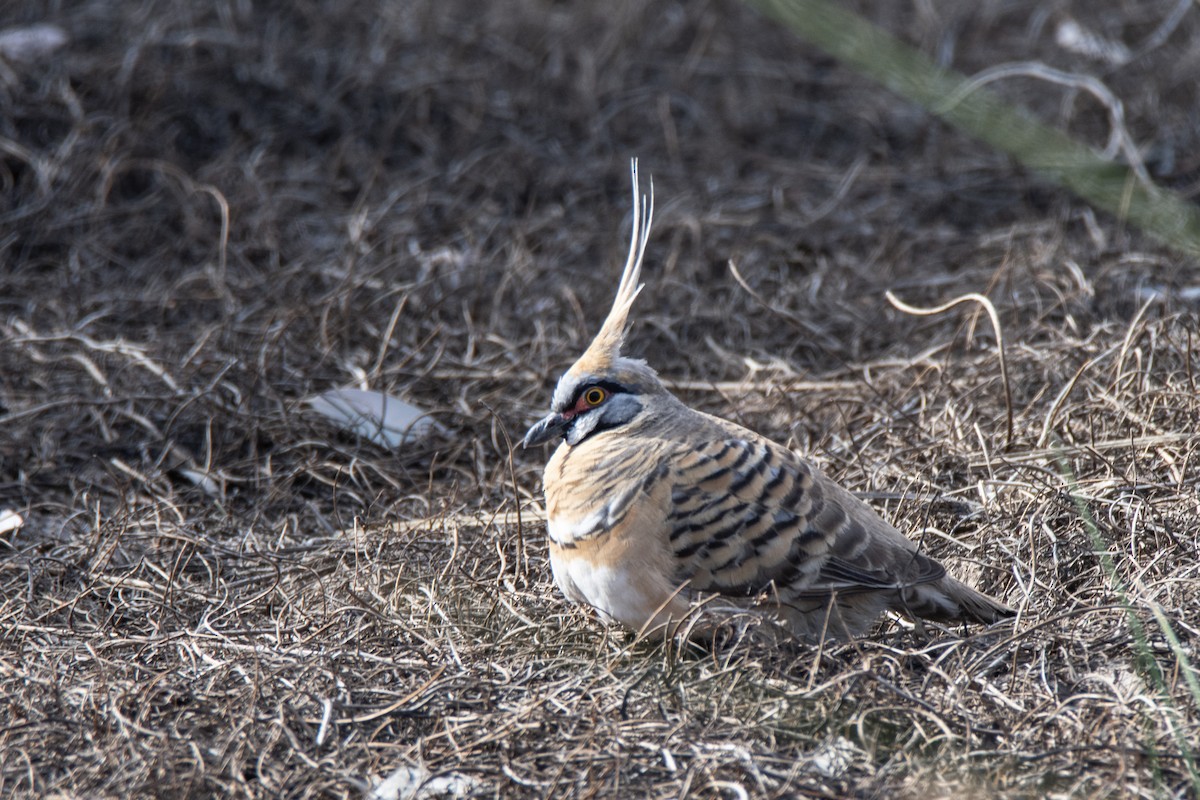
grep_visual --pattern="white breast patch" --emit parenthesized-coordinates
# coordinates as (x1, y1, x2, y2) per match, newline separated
(550, 553, 659, 630)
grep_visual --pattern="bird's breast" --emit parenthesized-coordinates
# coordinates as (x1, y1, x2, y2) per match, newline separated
(541, 435, 684, 629)
(542, 435, 658, 546)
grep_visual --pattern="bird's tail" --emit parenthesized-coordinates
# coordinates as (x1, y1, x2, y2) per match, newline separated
(903, 576, 1015, 625)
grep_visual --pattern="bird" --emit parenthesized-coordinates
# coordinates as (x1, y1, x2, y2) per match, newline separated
(522, 160, 1014, 642)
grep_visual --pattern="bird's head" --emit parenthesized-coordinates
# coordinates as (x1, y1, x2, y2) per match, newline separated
(523, 160, 667, 449)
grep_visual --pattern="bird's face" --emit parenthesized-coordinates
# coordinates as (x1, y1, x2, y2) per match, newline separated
(523, 358, 662, 448)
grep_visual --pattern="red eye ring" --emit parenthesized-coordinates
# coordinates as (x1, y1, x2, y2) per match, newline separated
(584, 387, 606, 406)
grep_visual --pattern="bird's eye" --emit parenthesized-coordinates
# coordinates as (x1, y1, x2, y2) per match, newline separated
(584, 387, 607, 406)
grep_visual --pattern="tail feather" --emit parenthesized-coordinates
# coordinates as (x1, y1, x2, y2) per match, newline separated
(903, 577, 1014, 625)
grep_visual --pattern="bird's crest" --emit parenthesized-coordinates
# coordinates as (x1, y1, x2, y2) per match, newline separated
(569, 159, 654, 377)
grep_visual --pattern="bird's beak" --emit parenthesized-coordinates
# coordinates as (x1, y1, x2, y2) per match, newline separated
(522, 411, 569, 448)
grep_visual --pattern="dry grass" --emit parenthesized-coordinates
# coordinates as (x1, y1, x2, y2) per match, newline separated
(2, 0, 1199, 797)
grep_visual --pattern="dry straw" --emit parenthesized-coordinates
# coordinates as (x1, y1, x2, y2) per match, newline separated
(1, 0, 1198, 797)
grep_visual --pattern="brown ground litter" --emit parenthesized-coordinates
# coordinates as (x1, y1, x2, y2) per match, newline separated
(1, 1, 1198, 797)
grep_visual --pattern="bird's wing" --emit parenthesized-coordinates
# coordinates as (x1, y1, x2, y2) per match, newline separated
(662, 434, 944, 602)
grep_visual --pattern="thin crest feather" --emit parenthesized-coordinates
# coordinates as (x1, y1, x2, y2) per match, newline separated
(573, 159, 654, 373)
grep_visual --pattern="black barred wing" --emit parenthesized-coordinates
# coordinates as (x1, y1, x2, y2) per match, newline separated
(665, 437, 944, 601)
